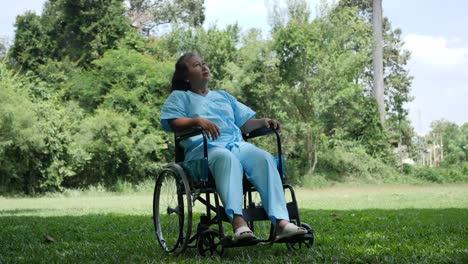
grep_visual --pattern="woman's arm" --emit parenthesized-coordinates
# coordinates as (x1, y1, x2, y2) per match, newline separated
(170, 117, 220, 140)
(240, 118, 281, 134)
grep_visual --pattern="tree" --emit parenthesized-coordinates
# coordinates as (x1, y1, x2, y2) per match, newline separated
(338, 0, 414, 151)
(428, 120, 467, 166)
(0, 59, 91, 194)
(0, 37, 10, 59)
(8, 11, 53, 71)
(127, 0, 205, 35)
(372, 0, 385, 125)
(63, 47, 174, 186)
(9, 0, 134, 70)
(44, 0, 133, 66)
(272, 1, 373, 174)
(221, 28, 283, 119)
(0, 62, 44, 194)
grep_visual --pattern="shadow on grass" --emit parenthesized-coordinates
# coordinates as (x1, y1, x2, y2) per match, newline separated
(0, 208, 467, 263)
(0, 209, 60, 216)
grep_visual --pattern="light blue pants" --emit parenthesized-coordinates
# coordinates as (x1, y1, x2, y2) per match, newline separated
(188, 142, 289, 223)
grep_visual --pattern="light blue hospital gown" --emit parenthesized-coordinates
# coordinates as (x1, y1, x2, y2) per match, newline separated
(161, 90, 289, 223)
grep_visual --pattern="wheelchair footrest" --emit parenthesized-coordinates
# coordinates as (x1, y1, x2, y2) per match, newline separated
(220, 236, 268, 248)
(273, 233, 314, 243)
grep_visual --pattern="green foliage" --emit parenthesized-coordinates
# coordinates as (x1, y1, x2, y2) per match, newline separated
(93, 48, 172, 116)
(405, 120, 467, 183)
(162, 24, 240, 88)
(9, 0, 133, 70)
(222, 29, 285, 119)
(35, 101, 86, 192)
(2, 0, 433, 193)
(315, 140, 397, 183)
(338, 0, 415, 155)
(32, 58, 80, 100)
(62, 47, 174, 188)
(0, 63, 44, 193)
(65, 47, 172, 118)
(430, 119, 467, 166)
(411, 167, 445, 183)
(46, 0, 133, 66)
(0, 37, 9, 58)
(71, 109, 133, 186)
(1, 46, 174, 193)
(8, 11, 53, 71)
(0, 62, 87, 194)
(272, 2, 392, 176)
(128, 0, 205, 35)
(406, 163, 468, 183)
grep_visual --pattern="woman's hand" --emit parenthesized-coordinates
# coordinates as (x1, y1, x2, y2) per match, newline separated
(241, 118, 282, 134)
(263, 118, 281, 132)
(170, 117, 220, 140)
(196, 118, 220, 140)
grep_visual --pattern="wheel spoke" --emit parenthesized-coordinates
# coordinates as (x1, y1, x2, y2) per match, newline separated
(197, 230, 224, 257)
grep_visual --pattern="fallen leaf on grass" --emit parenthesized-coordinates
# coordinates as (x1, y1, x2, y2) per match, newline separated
(330, 213, 342, 221)
(44, 235, 56, 243)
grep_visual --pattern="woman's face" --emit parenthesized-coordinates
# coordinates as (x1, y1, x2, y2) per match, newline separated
(185, 55, 210, 82)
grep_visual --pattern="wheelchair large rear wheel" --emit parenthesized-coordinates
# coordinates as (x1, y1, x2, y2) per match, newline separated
(153, 163, 192, 253)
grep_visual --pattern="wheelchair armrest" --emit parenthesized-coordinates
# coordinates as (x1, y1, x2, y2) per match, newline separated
(174, 127, 209, 162)
(242, 126, 277, 140)
(175, 126, 204, 141)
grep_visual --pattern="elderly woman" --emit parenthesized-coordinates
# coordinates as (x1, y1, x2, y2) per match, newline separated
(160, 52, 306, 241)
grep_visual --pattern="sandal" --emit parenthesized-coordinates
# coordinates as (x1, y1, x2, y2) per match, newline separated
(275, 223, 307, 241)
(234, 226, 256, 241)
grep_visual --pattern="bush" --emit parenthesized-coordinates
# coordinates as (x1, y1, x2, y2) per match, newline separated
(406, 163, 468, 183)
(412, 167, 444, 183)
(0, 62, 45, 194)
(441, 163, 468, 183)
(314, 140, 398, 183)
(111, 179, 135, 193)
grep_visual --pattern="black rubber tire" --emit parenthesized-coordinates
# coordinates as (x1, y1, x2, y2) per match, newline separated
(153, 163, 192, 254)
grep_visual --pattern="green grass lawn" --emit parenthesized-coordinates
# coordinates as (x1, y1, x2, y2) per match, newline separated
(1, 184, 467, 263)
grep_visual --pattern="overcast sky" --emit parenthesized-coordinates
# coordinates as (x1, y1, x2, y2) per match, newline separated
(1, 0, 467, 135)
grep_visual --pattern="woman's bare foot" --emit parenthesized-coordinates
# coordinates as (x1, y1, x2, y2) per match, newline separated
(277, 219, 290, 231)
(232, 215, 248, 232)
(275, 219, 307, 241)
(232, 215, 255, 240)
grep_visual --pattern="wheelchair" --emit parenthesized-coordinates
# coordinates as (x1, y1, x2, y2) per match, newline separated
(153, 126, 314, 256)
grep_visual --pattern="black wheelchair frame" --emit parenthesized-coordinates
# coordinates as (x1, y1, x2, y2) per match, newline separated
(153, 127, 314, 256)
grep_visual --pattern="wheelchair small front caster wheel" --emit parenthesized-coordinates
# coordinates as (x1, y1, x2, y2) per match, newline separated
(197, 229, 225, 257)
(286, 223, 315, 251)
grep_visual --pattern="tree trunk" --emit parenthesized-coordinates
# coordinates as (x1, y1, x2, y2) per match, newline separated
(311, 135, 318, 174)
(372, 0, 385, 125)
(306, 130, 312, 170)
(440, 134, 444, 162)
